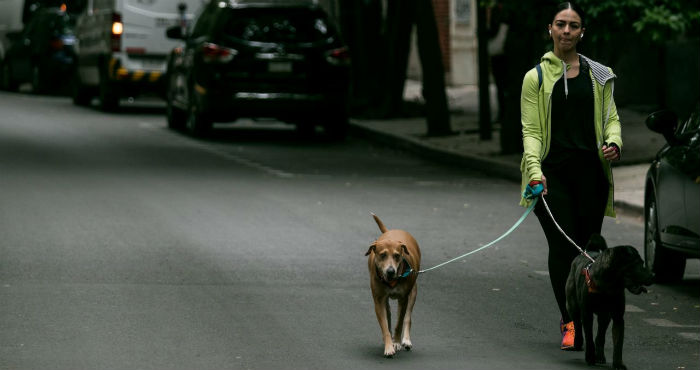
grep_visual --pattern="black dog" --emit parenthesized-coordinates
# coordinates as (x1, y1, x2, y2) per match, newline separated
(565, 234, 653, 370)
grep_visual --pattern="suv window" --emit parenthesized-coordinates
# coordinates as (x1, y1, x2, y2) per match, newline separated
(675, 106, 700, 138)
(219, 8, 332, 43)
(190, 2, 216, 38)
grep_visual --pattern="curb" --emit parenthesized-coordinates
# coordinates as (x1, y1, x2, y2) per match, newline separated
(349, 120, 521, 182)
(350, 120, 644, 218)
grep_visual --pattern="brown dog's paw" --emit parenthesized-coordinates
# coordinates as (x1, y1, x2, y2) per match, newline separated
(384, 343, 400, 358)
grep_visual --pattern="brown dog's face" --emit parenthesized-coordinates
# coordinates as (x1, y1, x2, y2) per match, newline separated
(366, 240, 409, 281)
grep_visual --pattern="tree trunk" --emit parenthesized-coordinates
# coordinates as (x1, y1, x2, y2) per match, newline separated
(339, 0, 384, 117)
(415, 0, 452, 136)
(381, 0, 414, 117)
(477, 2, 492, 140)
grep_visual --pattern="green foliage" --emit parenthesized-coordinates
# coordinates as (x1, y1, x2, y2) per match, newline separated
(490, 0, 699, 44)
(578, 0, 700, 43)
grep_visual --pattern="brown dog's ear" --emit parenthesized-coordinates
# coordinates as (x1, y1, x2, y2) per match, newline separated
(365, 242, 377, 256)
(401, 244, 410, 255)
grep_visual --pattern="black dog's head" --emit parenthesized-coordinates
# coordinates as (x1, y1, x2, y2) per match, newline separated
(596, 242, 654, 295)
(585, 234, 608, 252)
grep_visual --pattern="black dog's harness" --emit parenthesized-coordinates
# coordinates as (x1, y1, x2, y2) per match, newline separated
(582, 263, 598, 293)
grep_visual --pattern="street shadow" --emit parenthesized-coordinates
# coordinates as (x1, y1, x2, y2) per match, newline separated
(180, 121, 350, 147)
(657, 277, 700, 298)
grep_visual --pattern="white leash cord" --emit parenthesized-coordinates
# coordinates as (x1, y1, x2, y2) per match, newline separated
(540, 195, 596, 263)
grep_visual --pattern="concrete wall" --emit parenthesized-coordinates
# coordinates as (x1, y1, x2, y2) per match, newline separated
(408, 0, 477, 86)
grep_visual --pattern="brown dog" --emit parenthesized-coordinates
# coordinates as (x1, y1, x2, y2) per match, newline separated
(365, 213, 421, 357)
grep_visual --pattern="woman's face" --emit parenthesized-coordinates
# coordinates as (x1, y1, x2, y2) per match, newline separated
(549, 8, 585, 54)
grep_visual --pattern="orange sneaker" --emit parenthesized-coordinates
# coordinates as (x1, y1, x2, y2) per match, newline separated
(560, 320, 575, 350)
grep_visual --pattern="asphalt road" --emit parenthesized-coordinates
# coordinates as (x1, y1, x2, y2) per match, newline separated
(0, 92, 698, 370)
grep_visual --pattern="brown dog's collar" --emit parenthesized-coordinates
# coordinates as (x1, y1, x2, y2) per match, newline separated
(582, 264, 598, 293)
(377, 258, 412, 288)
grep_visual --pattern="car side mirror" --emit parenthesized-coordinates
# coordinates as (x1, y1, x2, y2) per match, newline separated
(646, 110, 680, 146)
(166, 26, 183, 40)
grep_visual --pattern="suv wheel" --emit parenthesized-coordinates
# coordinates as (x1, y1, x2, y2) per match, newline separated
(99, 64, 119, 111)
(31, 64, 46, 94)
(1, 62, 18, 92)
(644, 193, 686, 283)
(186, 94, 212, 136)
(324, 114, 349, 141)
(166, 76, 186, 130)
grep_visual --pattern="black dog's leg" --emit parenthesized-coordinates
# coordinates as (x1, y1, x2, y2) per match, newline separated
(595, 312, 610, 364)
(611, 316, 626, 370)
(582, 310, 596, 365)
(570, 307, 584, 351)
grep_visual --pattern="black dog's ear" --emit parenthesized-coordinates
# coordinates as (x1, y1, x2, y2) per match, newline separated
(401, 244, 410, 255)
(586, 234, 608, 251)
(365, 242, 377, 256)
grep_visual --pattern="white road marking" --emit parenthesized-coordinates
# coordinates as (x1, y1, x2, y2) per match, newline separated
(625, 304, 644, 313)
(534, 270, 549, 276)
(644, 318, 700, 328)
(166, 131, 296, 178)
(679, 332, 700, 341)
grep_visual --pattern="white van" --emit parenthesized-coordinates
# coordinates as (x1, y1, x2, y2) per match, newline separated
(72, 0, 203, 110)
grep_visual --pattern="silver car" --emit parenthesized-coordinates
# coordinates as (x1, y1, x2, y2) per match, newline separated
(644, 105, 700, 282)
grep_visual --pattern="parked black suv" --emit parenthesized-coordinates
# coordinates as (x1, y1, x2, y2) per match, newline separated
(1, 7, 76, 93)
(165, 0, 351, 138)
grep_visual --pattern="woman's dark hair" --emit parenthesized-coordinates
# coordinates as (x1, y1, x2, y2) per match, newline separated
(552, 2, 586, 26)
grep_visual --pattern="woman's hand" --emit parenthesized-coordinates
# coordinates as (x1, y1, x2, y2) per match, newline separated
(541, 175, 548, 196)
(523, 175, 548, 199)
(602, 143, 621, 161)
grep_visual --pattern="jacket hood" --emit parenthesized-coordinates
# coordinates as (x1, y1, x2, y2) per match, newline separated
(540, 51, 616, 86)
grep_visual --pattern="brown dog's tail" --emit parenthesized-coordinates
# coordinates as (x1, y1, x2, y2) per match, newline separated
(371, 213, 388, 233)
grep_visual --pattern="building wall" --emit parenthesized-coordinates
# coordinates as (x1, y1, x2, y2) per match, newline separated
(407, 0, 477, 86)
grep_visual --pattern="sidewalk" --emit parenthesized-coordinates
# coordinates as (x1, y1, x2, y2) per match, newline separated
(350, 81, 663, 218)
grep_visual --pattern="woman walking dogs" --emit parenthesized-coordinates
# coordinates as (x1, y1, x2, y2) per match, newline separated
(519, 2, 622, 350)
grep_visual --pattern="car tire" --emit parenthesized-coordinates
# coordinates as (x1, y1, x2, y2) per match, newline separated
(166, 76, 186, 130)
(644, 192, 686, 283)
(186, 94, 211, 136)
(1, 62, 18, 92)
(71, 69, 93, 106)
(167, 99, 187, 130)
(31, 64, 47, 94)
(324, 115, 349, 141)
(99, 64, 119, 112)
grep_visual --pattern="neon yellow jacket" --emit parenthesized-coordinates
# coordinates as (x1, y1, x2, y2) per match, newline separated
(519, 52, 622, 217)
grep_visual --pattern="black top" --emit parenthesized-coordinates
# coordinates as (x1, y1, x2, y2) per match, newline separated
(543, 60, 597, 168)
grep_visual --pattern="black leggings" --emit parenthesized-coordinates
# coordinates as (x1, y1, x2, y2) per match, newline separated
(534, 152, 609, 323)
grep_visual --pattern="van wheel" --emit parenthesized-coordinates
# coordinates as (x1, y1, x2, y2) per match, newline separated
(99, 66, 119, 111)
